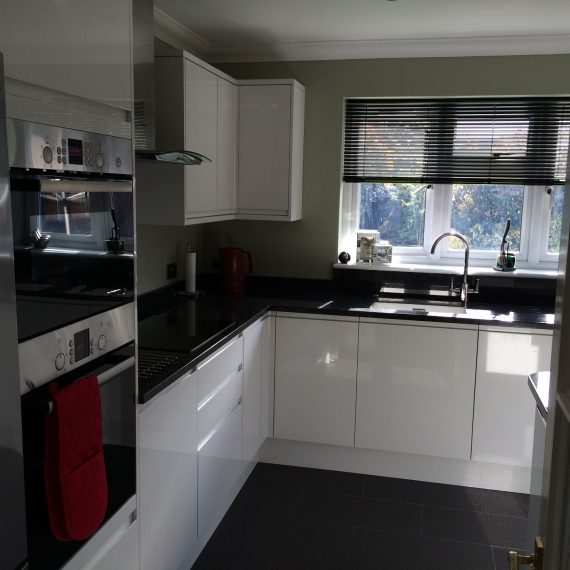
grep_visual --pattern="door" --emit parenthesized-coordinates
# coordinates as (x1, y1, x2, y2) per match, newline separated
(508, 142, 570, 569)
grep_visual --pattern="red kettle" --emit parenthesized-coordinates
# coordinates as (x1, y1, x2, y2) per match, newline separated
(219, 247, 254, 293)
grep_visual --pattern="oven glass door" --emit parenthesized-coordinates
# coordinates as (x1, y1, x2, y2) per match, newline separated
(21, 343, 136, 570)
(11, 184, 134, 341)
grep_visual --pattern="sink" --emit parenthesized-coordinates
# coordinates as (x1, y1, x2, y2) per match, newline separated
(369, 301, 467, 315)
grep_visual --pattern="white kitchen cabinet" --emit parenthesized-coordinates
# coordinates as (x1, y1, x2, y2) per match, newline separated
(260, 315, 275, 440)
(243, 316, 273, 463)
(217, 77, 238, 214)
(472, 327, 552, 467)
(92, 520, 139, 570)
(137, 52, 237, 225)
(237, 80, 305, 221)
(274, 314, 358, 447)
(197, 336, 244, 539)
(356, 319, 478, 460)
(139, 370, 198, 570)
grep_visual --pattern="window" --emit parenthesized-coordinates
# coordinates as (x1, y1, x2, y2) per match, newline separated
(341, 97, 569, 269)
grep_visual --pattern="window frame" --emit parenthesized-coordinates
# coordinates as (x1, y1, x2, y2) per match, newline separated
(340, 181, 560, 271)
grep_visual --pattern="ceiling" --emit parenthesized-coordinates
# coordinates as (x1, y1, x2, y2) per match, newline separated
(155, 0, 570, 62)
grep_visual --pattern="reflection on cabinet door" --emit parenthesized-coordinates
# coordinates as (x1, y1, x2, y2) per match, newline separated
(356, 321, 477, 460)
(217, 77, 238, 213)
(139, 372, 198, 570)
(198, 402, 243, 538)
(472, 329, 552, 467)
(274, 316, 358, 447)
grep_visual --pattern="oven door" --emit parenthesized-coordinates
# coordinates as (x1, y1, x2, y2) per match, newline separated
(10, 177, 134, 342)
(21, 343, 136, 570)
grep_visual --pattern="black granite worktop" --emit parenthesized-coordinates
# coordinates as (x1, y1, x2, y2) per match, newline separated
(137, 276, 555, 405)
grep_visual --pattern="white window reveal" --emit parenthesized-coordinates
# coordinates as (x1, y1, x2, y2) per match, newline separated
(340, 97, 570, 270)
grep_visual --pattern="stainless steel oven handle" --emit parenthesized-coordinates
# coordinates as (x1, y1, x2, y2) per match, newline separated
(47, 356, 135, 414)
(39, 179, 132, 193)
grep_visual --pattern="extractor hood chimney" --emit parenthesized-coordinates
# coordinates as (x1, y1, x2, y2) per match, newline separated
(132, 0, 210, 166)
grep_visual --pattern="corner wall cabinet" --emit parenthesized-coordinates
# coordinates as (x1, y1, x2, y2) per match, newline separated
(136, 51, 304, 225)
(136, 53, 237, 225)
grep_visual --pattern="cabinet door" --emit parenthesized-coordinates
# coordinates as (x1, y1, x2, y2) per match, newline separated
(356, 322, 477, 460)
(198, 401, 243, 538)
(472, 329, 552, 467)
(93, 520, 139, 570)
(274, 316, 358, 447)
(217, 77, 238, 214)
(184, 59, 218, 218)
(238, 85, 291, 214)
(243, 318, 266, 463)
(260, 315, 274, 439)
(139, 372, 198, 570)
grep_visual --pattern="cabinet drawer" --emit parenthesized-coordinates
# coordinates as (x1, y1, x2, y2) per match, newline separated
(197, 335, 243, 402)
(198, 367, 243, 444)
(198, 401, 243, 537)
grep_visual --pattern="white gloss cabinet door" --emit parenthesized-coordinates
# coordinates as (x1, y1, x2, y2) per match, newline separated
(260, 316, 274, 439)
(243, 318, 265, 463)
(274, 316, 358, 447)
(356, 322, 477, 460)
(92, 520, 139, 570)
(472, 329, 552, 466)
(139, 373, 198, 570)
(184, 59, 218, 218)
(217, 77, 238, 214)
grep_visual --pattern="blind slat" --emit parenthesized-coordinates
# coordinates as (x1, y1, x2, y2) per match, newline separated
(343, 97, 570, 185)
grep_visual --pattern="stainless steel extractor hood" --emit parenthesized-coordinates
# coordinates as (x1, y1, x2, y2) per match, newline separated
(132, 0, 210, 166)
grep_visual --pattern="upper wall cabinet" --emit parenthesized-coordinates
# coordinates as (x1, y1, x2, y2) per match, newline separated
(237, 80, 305, 221)
(137, 53, 238, 225)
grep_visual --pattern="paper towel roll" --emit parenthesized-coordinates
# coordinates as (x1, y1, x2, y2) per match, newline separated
(185, 251, 196, 294)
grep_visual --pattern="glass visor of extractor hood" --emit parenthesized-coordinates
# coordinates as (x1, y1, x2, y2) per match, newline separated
(135, 150, 211, 165)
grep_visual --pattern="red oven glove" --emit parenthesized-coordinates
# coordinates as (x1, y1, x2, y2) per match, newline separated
(44, 375, 108, 541)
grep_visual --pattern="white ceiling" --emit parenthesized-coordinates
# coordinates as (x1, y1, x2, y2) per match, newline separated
(155, 0, 570, 61)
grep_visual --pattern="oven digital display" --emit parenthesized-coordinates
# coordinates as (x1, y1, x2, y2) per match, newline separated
(67, 138, 83, 165)
(74, 329, 90, 362)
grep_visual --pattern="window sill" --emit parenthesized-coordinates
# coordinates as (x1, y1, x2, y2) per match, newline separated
(333, 262, 558, 279)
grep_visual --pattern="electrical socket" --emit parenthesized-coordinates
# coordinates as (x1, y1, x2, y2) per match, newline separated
(166, 262, 177, 280)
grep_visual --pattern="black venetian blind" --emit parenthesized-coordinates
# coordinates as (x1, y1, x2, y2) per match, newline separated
(343, 98, 570, 185)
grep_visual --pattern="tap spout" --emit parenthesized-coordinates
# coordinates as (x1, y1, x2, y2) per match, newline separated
(430, 232, 471, 300)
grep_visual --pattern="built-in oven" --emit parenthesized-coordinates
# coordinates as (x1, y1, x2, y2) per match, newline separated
(9, 118, 137, 568)
(20, 331, 136, 570)
(8, 118, 134, 343)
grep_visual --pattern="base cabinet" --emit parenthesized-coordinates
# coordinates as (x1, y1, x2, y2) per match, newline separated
(274, 315, 358, 447)
(139, 371, 198, 570)
(243, 316, 271, 463)
(196, 336, 244, 539)
(472, 328, 553, 467)
(356, 321, 478, 460)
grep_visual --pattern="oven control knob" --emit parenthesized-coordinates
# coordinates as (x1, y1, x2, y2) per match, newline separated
(96, 153, 104, 168)
(55, 352, 65, 371)
(42, 146, 53, 164)
(98, 335, 107, 350)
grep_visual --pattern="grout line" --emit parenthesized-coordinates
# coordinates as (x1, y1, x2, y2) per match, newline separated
(491, 544, 498, 570)
(344, 526, 357, 568)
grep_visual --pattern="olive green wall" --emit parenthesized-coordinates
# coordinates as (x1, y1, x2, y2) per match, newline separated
(197, 55, 570, 280)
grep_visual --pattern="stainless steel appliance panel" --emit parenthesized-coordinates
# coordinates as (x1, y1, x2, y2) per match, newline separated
(0, 52, 28, 569)
(7, 118, 132, 175)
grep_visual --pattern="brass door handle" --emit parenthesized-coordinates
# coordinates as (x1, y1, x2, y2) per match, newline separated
(508, 537, 544, 570)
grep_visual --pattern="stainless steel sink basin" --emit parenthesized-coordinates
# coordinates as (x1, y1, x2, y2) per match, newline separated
(369, 301, 467, 315)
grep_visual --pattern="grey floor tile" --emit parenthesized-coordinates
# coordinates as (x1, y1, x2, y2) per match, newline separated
(364, 475, 487, 512)
(423, 506, 530, 549)
(296, 490, 422, 535)
(254, 462, 366, 496)
(479, 489, 529, 518)
(347, 527, 495, 570)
